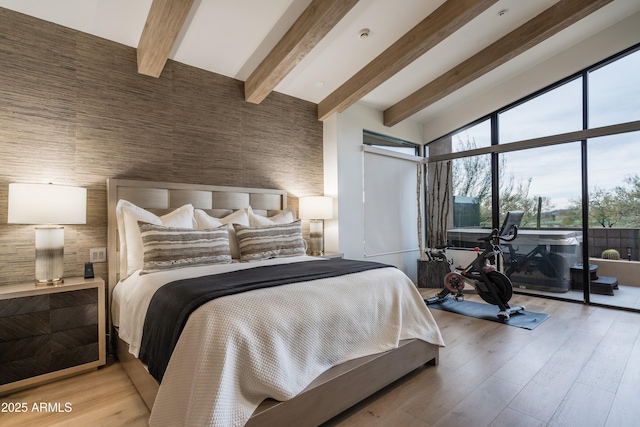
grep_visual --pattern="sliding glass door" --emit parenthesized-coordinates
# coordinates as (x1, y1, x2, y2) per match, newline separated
(426, 43, 640, 311)
(499, 143, 583, 299)
(586, 132, 640, 309)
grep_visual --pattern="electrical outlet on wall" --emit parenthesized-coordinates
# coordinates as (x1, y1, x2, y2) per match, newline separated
(90, 247, 107, 263)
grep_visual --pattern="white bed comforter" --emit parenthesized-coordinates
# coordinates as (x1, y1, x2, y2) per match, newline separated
(113, 256, 444, 427)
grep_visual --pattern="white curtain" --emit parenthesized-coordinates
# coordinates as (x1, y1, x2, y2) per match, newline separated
(363, 147, 422, 258)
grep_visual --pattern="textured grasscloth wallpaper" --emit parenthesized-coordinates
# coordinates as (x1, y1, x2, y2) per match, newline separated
(0, 8, 323, 286)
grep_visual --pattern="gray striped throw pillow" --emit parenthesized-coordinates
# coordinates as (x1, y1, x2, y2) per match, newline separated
(233, 220, 306, 262)
(139, 223, 232, 274)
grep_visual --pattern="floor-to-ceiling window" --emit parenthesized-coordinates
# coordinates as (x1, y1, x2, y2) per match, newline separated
(586, 132, 640, 310)
(585, 46, 640, 310)
(499, 77, 583, 144)
(499, 143, 583, 297)
(588, 48, 640, 127)
(426, 43, 640, 311)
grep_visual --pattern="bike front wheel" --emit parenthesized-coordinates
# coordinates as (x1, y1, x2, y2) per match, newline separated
(478, 271, 513, 306)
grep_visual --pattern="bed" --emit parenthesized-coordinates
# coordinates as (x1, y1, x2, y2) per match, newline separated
(107, 178, 443, 427)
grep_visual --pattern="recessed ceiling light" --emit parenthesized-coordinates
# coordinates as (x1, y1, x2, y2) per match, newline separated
(315, 81, 325, 88)
(358, 28, 370, 39)
(497, 9, 508, 17)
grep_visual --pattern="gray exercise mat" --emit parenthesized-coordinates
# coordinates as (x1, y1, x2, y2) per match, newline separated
(427, 297, 549, 330)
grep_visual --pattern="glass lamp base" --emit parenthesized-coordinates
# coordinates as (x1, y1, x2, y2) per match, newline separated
(35, 226, 65, 286)
(309, 220, 324, 256)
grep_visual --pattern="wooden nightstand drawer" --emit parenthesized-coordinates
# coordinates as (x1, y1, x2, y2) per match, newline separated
(0, 335, 49, 364)
(0, 355, 51, 384)
(0, 294, 49, 317)
(51, 342, 99, 371)
(0, 311, 50, 341)
(51, 288, 98, 308)
(49, 324, 98, 352)
(0, 277, 105, 395)
(51, 302, 98, 331)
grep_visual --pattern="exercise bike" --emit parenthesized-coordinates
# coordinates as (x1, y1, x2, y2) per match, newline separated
(425, 211, 525, 320)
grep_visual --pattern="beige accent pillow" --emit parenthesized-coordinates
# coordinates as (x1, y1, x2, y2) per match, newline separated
(233, 220, 306, 262)
(139, 224, 231, 274)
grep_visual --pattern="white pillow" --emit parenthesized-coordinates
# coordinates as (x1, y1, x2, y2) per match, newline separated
(194, 209, 249, 259)
(248, 206, 295, 226)
(116, 200, 195, 278)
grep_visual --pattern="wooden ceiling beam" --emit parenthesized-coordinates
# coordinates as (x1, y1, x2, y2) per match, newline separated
(137, 0, 195, 78)
(383, 0, 613, 127)
(318, 0, 498, 122)
(244, 0, 359, 104)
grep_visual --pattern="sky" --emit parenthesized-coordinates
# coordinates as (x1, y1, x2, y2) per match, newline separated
(452, 48, 640, 209)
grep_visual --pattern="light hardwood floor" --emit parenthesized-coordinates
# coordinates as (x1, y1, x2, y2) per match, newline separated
(2, 291, 639, 427)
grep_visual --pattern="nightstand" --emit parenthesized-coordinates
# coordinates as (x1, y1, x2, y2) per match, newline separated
(317, 253, 344, 259)
(0, 277, 106, 395)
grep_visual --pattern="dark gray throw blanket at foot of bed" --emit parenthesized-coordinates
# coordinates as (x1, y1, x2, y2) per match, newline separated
(139, 258, 394, 382)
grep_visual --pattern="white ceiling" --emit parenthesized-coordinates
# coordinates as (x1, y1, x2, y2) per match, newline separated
(1, 0, 639, 125)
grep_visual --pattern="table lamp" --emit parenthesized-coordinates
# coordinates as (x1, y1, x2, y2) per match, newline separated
(8, 183, 87, 286)
(299, 196, 333, 256)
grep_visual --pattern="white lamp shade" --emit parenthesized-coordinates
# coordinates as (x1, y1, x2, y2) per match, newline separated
(299, 196, 333, 220)
(8, 183, 87, 225)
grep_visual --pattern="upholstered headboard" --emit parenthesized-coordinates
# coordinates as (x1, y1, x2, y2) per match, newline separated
(106, 178, 287, 302)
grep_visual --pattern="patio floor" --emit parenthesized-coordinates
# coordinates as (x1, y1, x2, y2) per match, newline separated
(515, 284, 640, 310)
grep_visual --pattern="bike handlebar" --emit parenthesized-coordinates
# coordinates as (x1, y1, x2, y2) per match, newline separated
(476, 225, 519, 242)
(500, 226, 519, 242)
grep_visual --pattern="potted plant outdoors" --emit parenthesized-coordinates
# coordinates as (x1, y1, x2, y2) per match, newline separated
(417, 160, 452, 288)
